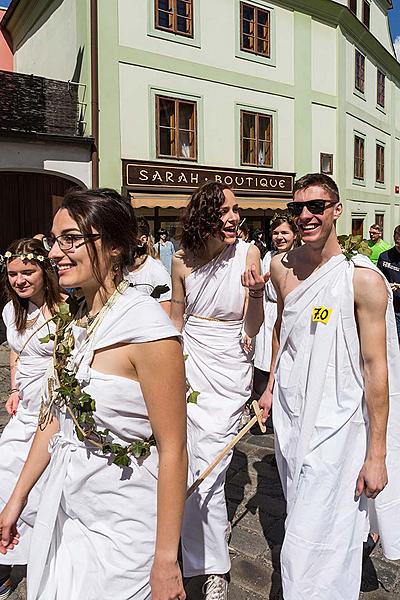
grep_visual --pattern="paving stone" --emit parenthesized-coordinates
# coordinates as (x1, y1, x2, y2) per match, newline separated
(229, 525, 271, 561)
(230, 556, 274, 594)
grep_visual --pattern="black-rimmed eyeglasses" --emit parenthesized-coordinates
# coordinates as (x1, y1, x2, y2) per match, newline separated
(286, 200, 338, 217)
(43, 234, 100, 252)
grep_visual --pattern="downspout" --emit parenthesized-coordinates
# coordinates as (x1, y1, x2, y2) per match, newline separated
(90, 0, 99, 187)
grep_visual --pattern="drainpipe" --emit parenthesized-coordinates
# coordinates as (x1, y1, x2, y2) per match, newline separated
(90, 0, 99, 188)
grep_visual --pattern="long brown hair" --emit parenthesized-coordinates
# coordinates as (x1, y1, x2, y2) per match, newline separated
(2, 238, 62, 333)
(59, 188, 141, 293)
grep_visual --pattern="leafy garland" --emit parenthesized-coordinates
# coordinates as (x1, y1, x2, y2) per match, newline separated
(39, 282, 198, 468)
(338, 235, 372, 261)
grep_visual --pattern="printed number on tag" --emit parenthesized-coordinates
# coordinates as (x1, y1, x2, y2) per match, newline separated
(312, 306, 333, 324)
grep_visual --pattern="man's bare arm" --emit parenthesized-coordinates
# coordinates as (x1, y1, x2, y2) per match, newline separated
(354, 267, 389, 499)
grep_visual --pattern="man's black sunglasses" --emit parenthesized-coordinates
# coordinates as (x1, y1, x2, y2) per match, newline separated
(286, 200, 338, 217)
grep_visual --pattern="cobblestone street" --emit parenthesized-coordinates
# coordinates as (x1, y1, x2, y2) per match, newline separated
(1, 345, 400, 600)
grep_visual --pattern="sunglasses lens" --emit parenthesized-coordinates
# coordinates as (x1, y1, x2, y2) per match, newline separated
(308, 201, 325, 214)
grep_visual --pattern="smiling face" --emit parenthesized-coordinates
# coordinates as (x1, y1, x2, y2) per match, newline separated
(271, 223, 296, 253)
(48, 208, 112, 291)
(7, 258, 45, 306)
(219, 189, 240, 244)
(293, 185, 342, 248)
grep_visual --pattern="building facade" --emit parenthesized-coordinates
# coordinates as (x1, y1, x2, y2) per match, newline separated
(2, 0, 400, 239)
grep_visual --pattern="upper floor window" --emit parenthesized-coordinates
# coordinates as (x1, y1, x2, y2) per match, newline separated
(156, 95, 197, 160)
(354, 135, 365, 180)
(320, 153, 333, 176)
(155, 0, 193, 37)
(349, 0, 357, 15)
(377, 70, 385, 108)
(362, 1, 370, 29)
(241, 111, 273, 167)
(355, 50, 365, 94)
(376, 143, 385, 184)
(240, 2, 271, 58)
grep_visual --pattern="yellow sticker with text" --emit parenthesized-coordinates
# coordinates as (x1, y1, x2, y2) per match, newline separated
(312, 306, 333, 324)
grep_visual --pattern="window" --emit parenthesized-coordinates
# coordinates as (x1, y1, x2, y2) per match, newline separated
(320, 153, 333, 175)
(376, 143, 385, 184)
(355, 50, 365, 94)
(362, 0, 370, 29)
(352, 218, 364, 237)
(156, 96, 197, 160)
(375, 213, 384, 230)
(241, 111, 273, 167)
(354, 135, 365, 180)
(155, 0, 193, 37)
(240, 2, 271, 58)
(377, 70, 385, 108)
(349, 0, 357, 15)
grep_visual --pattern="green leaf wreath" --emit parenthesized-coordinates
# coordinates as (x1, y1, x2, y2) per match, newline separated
(338, 235, 372, 261)
(40, 294, 154, 468)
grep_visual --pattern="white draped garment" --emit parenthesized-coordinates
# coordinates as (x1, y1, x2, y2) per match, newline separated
(26, 288, 180, 600)
(124, 255, 172, 303)
(181, 239, 252, 577)
(0, 301, 54, 566)
(254, 250, 277, 372)
(273, 254, 400, 600)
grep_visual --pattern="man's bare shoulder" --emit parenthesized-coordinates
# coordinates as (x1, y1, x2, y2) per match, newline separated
(353, 265, 388, 307)
(270, 245, 305, 273)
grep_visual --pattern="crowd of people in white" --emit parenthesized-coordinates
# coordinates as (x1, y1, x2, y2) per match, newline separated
(0, 173, 399, 600)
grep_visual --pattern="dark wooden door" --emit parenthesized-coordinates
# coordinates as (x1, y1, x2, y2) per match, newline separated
(0, 172, 81, 251)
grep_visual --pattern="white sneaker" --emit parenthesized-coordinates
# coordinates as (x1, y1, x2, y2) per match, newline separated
(202, 574, 228, 600)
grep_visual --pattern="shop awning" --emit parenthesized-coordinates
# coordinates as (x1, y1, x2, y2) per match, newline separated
(129, 193, 289, 211)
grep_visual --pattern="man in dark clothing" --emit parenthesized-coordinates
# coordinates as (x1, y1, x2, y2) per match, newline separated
(377, 224, 400, 343)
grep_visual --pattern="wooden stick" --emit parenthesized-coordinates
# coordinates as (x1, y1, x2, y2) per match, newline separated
(186, 400, 266, 498)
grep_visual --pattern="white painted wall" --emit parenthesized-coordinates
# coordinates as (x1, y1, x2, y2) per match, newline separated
(13, 0, 78, 81)
(119, 63, 295, 172)
(311, 104, 337, 174)
(311, 19, 337, 96)
(118, 0, 294, 85)
(0, 139, 91, 187)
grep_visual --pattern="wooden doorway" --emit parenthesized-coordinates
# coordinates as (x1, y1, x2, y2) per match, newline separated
(0, 172, 83, 251)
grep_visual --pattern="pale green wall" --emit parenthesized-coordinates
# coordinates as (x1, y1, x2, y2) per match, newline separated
(113, 0, 400, 234)
(13, 0, 78, 81)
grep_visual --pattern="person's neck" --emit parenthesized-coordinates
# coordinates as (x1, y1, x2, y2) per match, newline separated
(81, 277, 121, 317)
(302, 229, 342, 268)
(29, 291, 45, 309)
(202, 237, 227, 262)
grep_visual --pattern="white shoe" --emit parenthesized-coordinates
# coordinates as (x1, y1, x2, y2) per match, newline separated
(202, 574, 228, 600)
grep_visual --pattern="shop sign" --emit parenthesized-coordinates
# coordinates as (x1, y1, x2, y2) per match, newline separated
(122, 160, 294, 197)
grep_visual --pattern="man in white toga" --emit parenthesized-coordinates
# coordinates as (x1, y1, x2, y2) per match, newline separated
(259, 173, 400, 599)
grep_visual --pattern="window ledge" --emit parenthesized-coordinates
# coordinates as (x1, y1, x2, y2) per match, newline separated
(352, 178, 366, 187)
(353, 88, 366, 102)
(376, 104, 386, 116)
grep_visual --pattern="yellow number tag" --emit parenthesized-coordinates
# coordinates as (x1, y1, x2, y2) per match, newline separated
(312, 306, 333, 324)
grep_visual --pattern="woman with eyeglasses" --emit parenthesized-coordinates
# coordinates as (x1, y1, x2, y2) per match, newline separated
(0, 189, 187, 600)
(0, 238, 62, 599)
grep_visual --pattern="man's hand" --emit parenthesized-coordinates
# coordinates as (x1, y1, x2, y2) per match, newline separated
(258, 387, 273, 424)
(355, 457, 388, 499)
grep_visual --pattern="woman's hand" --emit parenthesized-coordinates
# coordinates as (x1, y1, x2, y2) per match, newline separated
(241, 265, 270, 292)
(150, 558, 186, 600)
(258, 386, 273, 424)
(242, 333, 253, 353)
(0, 496, 26, 555)
(5, 391, 20, 416)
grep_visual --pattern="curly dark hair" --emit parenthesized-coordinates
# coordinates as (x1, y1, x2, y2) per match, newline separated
(180, 182, 231, 252)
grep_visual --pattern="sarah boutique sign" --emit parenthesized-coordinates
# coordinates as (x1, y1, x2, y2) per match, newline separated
(122, 160, 294, 197)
